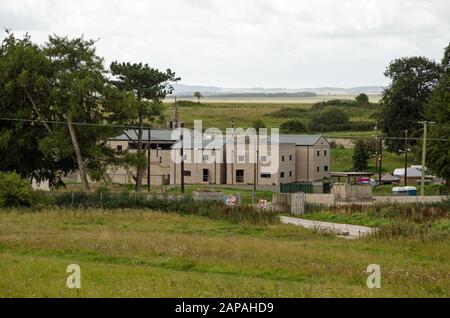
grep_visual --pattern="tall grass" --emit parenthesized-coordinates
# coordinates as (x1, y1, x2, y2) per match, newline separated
(45, 192, 279, 225)
(304, 201, 450, 240)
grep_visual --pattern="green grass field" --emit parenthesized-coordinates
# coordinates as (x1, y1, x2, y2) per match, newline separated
(0, 208, 449, 297)
(331, 148, 406, 173)
(161, 98, 379, 139)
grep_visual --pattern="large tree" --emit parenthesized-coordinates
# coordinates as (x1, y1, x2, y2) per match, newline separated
(110, 62, 179, 192)
(42, 36, 131, 191)
(423, 44, 450, 185)
(380, 56, 441, 152)
(0, 31, 74, 187)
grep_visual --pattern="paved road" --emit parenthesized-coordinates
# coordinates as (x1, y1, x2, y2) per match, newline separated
(280, 216, 379, 239)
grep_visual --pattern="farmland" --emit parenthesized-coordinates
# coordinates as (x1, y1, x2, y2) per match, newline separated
(161, 96, 381, 137)
(0, 208, 449, 297)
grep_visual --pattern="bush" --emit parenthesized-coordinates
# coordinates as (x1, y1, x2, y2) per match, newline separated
(280, 119, 307, 133)
(309, 107, 350, 132)
(0, 172, 33, 207)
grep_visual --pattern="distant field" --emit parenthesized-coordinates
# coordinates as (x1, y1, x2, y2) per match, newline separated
(0, 209, 449, 297)
(160, 97, 380, 135)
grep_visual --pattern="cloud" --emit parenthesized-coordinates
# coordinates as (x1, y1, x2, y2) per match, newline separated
(1, 0, 449, 88)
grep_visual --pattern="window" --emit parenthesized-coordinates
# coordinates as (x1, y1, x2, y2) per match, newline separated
(261, 173, 271, 179)
(183, 170, 191, 177)
(203, 169, 209, 182)
(324, 150, 327, 156)
(289, 171, 292, 177)
(203, 154, 209, 161)
(238, 155, 245, 162)
(289, 155, 292, 161)
(280, 172, 285, 178)
(317, 166, 320, 172)
(282, 155, 285, 162)
(116, 145, 123, 152)
(317, 150, 320, 157)
(182, 154, 187, 160)
(324, 165, 328, 172)
(260, 155, 267, 162)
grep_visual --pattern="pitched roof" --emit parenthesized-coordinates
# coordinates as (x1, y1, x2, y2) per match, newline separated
(278, 134, 326, 146)
(393, 168, 422, 178)
(111, 129, 177, 142)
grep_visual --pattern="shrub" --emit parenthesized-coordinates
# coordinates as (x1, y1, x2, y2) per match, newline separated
(309, 107, 350, 132)
(280, 119, 307, 133)
(0, 172, 33, 207)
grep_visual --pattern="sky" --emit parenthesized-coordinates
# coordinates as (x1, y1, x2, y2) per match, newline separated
(1, 0, 449, 88)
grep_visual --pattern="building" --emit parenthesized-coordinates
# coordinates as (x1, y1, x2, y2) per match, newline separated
(107, 130, 331, 186)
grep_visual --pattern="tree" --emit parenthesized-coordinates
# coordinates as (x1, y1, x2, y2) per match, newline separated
(380, 56, 441, 152)
(0, 31, 75, 187)
(352, 139, 371, 171)
(41, 35, 129, 191)
(194, 91, 202, 103)
(110, 62, 179, 192)
(423, 44, 450, 185)
(252, 119, 266, 131)
(309, 107, 350, 132)
(355, 93, 369, 105)
(280, 119, 306, 133)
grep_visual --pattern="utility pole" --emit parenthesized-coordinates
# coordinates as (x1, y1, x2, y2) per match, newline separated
(378, 138, 383, 184)
(418, 121, 435, 196)
(147, 128, 151, 193)
(180, 133, 185, 194)
(404, 129, 408, 187)
(252, 133, 258, 204)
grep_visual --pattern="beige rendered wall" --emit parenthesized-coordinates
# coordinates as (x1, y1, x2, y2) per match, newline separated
(295, 137, 330, 182)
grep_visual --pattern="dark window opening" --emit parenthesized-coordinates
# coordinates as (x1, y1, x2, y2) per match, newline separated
(261, 173, 271, 178)
(203, 169, 209, 182)
(183, 170, 191, 177)
(280, 172, 285, 178)
(236, 169, 244, 183)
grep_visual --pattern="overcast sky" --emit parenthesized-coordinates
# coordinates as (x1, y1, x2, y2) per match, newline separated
(1, 0, 449, 88)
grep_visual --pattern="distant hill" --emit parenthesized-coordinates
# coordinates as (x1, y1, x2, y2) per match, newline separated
(172, 83, 384, 96)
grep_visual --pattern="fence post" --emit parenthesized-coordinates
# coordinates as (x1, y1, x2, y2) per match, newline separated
(100, 192, 103, 208)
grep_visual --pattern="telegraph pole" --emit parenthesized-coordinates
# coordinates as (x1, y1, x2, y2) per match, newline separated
(378, 138, 383, 184)
(418, 121, 435, 196)
(147, 128, 151, 193)
(180, 133, 185, 194)
(403, 130, 408, 187)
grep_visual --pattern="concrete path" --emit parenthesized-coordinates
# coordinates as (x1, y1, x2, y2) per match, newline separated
(280, 216, 379, 239)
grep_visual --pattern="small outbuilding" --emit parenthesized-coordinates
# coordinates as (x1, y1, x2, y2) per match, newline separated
(329, 172, 374, 201)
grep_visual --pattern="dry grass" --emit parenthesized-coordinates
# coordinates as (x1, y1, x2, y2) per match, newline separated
(0, 208, 449, 297)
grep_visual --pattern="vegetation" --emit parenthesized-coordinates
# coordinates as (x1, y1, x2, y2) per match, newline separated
(194, 91, 202, 103)
(331, 147, 405, 173)
(352, 139, 372, 171)
(0, 172, 33, 207)
(355, 93, 369, 105)
(110, 62, 179, 192)
(309, 107, 350, 132)
(380, 54, 442, 152)
(0, 208, 449, 297)
(280, 119, 307, 133)
(424, 45, 450, 184)
(303, 201, 450, 240)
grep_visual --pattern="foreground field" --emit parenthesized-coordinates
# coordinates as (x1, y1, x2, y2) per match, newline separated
(0, 209, 449, 297)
